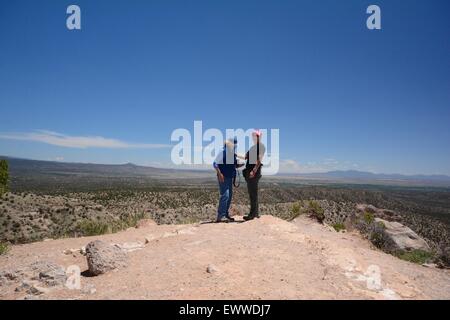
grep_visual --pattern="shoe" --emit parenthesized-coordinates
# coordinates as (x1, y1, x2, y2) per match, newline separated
(216, 216, 232, 223)
(225, 216, 235, 222)
(243, 215, 255, 221)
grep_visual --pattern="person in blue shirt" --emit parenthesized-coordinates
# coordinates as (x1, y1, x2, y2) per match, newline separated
(213, 138, 243, 222)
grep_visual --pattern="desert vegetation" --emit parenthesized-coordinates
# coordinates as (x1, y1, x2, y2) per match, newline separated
(332, 223, 346, 232)
(0, 242, 9, 255)
(1, 157, 449, 267)
(395, 249, 435, 265)
(1, 187, 449, 260)
(0, 160, 8, 196)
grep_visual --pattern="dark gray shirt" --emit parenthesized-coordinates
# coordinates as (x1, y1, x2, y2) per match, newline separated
(245, 143, 265, 174)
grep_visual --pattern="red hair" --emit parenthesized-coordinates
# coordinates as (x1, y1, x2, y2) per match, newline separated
(253, 129, 262, 137)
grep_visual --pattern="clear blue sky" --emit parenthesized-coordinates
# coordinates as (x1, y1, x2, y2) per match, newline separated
(0, 0, 449, 175)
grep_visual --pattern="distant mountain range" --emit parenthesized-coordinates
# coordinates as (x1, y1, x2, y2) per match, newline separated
(281, 170, 450, 185)
(1, 156, 179, 177)
(1, 156, 450, 186)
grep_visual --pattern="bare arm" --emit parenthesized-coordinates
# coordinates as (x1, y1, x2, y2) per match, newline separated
(215, 167, 224, 182)
(249, 148, 265, 178)
(213, 159, 225, 183)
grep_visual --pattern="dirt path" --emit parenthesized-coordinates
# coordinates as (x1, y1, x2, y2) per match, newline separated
(1, 215, 449, 300)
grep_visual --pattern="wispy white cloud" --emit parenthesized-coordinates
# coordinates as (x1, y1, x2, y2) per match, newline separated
(0, 130, 170, 149)
(279, 159, 304, 172)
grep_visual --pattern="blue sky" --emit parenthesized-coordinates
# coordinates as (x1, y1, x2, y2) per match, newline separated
(0, 0, 449, 175)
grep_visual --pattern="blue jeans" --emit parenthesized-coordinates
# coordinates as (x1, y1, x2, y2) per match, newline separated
(217, 177, 233, 219)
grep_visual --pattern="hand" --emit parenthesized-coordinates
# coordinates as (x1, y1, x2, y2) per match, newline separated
(249, 170, 255, 179)
(217, 172, 225, 183)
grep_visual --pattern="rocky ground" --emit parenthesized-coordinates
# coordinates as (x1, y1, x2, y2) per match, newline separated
(1, 215, 449, 300)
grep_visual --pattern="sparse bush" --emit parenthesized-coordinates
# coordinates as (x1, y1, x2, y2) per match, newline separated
(368, 221, 389, 249)
(0, 160, 9, 196)
(77, 220, 110, 236)
(363, 211, 375, 224)
(292, 202, 300, 214)
(332, 223, 346, 232)
(116, 212, 148, 230)
(288, 202, 303, 221)
(353, 211, 393, 251)
(308, 200, 325, 223)
(395, 249, 434, 265)
(0, 242, 9, 255)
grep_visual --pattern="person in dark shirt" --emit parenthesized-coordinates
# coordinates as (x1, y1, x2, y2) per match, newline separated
(242, 130, 266, 221)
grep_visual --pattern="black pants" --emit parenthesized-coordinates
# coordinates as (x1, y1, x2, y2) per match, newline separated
(246, 175, 261, 217)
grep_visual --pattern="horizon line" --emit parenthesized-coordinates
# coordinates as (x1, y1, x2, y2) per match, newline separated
(1, 154, 449, 178)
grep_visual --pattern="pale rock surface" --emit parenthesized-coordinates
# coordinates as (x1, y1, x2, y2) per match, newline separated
(375, 218, 431, 252)
(85, 240, 128, 276)
(0, 215, 448, 300)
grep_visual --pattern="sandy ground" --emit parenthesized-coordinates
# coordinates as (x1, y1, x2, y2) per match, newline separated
(0, 215, 449, 300)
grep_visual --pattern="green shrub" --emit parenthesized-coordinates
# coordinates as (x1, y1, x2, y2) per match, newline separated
(0, 160, 9, 196)
(368, 221, 388, 249)
(363, 211, 375, 224)
(288, 202, 303, 221)
(77, 220, 110, 236)
(0, 242, 9, 255)
(308, 200, 325, 223)
(332, 223, 346, 232)
(395, 249, 434, 264)
(354, 213, 390, 250)
(107, 212, 149, 233)
(292, 202, 301, 214)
